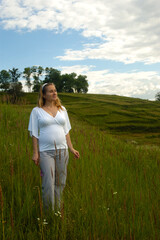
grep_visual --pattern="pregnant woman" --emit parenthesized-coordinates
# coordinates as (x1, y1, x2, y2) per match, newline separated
(28, 83, 80, 213)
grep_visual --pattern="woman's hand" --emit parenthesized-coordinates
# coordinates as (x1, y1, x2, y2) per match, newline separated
(70, 148, 80, 159)
(66, 133, 80, 159)
(32, 152, 39, 165)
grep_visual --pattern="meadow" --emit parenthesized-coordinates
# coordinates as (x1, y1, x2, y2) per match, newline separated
(0, 93, 160, 239)
(23, 92, 160, 146)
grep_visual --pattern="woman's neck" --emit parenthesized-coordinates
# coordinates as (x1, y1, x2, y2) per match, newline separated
(44, 101, 56, 108)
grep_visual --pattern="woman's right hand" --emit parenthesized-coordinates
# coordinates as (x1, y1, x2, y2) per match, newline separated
(32, 152, 39, 166)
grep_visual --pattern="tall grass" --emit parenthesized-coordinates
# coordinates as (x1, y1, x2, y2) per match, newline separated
(1, 91, 160, 145)
(0, 102, 160, 239)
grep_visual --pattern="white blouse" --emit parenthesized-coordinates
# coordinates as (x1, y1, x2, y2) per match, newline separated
(28, 106, 71, 152)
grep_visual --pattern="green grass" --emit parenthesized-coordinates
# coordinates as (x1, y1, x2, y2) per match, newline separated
(1, 91, 160, 148)
(0, 97, 160, 239)
(1, 92, 160, 146)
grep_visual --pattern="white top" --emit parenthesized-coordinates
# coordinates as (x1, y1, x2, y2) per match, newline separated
(28, 106, 71, 152)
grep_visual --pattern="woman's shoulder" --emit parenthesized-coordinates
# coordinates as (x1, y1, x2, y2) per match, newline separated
(31, 106, 40, 113)
(61, 105, 67, 111)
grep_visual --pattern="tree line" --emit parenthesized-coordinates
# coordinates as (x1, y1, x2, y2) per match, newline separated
(0, 66, 89, 95)
(155, 92, 160, 101)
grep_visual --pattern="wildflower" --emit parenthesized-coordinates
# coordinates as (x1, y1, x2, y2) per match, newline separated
(113, 192, 117, 195)
(54, 211, 62, 217)
(107, 208, 110, 211)
(43, 220, 48, 225)
(37, 218, 40, 221)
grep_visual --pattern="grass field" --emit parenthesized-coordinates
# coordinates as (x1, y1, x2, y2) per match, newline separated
(0, 93, 160, 239)
(1, 92, 160, 145)
(20, 91, 160, 145)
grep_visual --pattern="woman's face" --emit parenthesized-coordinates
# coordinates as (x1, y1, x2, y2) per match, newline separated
(43, 85, 58, 102)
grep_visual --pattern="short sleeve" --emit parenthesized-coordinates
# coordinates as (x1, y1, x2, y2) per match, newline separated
(62, 106, 71, 135)
(28, 108, 39, 139)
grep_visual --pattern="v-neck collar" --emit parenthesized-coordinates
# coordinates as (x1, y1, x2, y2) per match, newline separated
(40, 107, 59, 119)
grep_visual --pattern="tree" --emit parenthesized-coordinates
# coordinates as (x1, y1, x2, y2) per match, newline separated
(61, 73, 77, 93)
(70, 72, 77, 92)
(7, 82, 23, 103)
(0, 70, 11, 92)
(155, 92, 160, 101)
(75, 75, 88, 93)
(1, 68, 23, 103)
(9, 68, 21, 83)
(31, 66, 44, 92)
(8, 82, 23, 95)
(1, 66, 90, 96)
(7, 68, 23, 103)
(44, 68, 63, 92)
(23, 67, 32, 92)
(44, 69, 89, 93)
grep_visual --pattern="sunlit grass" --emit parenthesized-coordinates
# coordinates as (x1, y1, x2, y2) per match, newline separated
(1, 91, 160, 145)
(0, 102, 160, 239)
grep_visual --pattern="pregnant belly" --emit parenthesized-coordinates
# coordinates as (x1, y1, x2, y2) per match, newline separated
(39, 127, 66, 148)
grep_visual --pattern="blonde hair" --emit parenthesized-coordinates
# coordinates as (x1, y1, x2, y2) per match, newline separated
(38, 83, 63, 110)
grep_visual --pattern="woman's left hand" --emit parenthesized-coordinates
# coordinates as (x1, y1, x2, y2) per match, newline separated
(71, 148, 80, 159)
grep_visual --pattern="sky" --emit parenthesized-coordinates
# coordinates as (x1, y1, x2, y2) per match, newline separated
(0, 0, 160, 100)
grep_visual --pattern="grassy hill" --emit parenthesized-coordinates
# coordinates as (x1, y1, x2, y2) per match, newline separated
(15, 92, 160, 146)
(0, 94, 160, 239)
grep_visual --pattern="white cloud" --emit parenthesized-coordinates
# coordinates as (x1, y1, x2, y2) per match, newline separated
(1, 0, 160, 99)
(0, 0, 160, 64)
(88, 71, 160, 99)
(59, 65, 160, 100)
(60, 65, 95, 75)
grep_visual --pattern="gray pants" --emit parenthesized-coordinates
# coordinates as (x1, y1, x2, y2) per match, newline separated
(39, 148, 69, 211)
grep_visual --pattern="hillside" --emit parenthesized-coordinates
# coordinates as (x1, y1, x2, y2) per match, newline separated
(21, 92, 160, 146)
(1, 92, 160, 145)
(0, 95, 160, 239)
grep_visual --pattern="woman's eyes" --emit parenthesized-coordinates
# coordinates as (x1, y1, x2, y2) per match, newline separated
(50, 90, 57, 93)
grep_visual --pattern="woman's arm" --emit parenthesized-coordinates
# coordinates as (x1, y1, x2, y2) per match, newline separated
(66, 133, 80, 159)
(32, 136, 39, 165)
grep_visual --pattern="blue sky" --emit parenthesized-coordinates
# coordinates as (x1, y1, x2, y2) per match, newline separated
(0, 0, 160, 100)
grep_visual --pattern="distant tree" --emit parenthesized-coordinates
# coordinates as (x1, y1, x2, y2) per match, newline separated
(23, 67, 32, 92)
(1, 66, 90, 96)
(7, 68, 23, 103)
(0, 70, 11, 92)
(9, 68, 21, 83)
(44, 68, 63, 92)
(70, 72, 77, 92)
(75, 75, 89, 93)
(8, 68, 23, 102)
(61, 73, 75, 93)
(44, 69, 89, 93)
(7, 82, 23, 103)
(155, 92, 160, 101)
(31, 66, 44, 92)
(8, 82, 23, 96)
